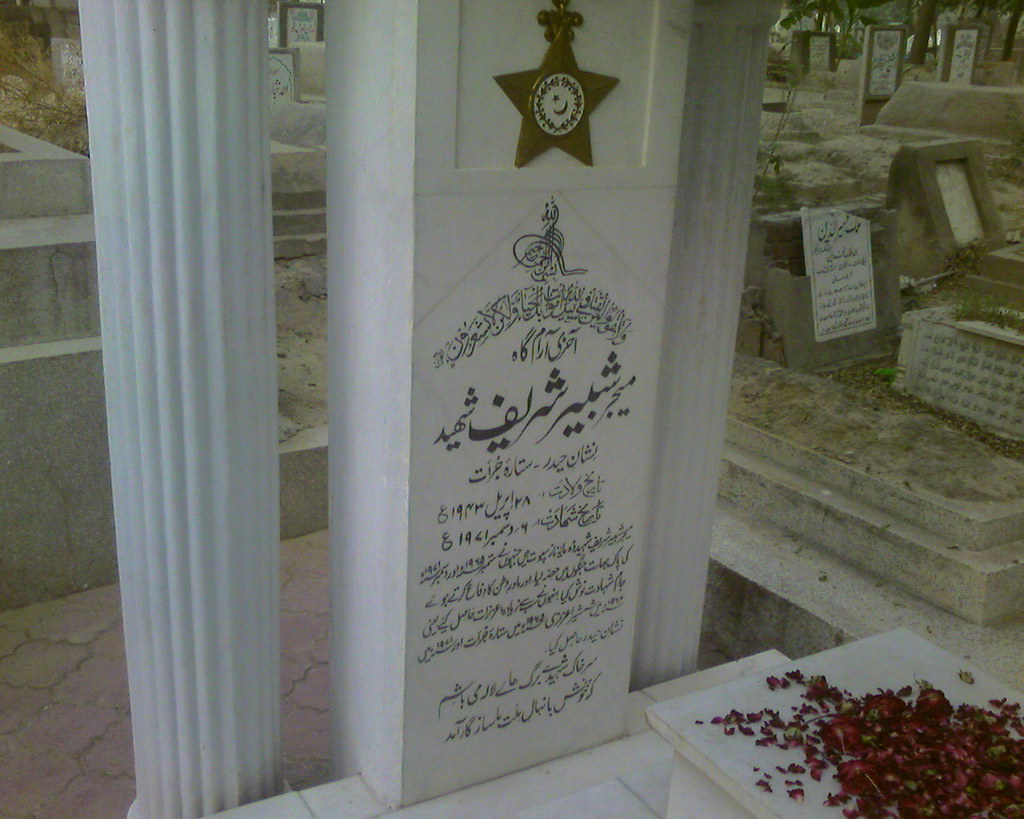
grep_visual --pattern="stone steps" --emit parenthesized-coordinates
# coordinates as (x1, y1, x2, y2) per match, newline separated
(270, 141, 326, 259)
(726, 418, 1024, 549)
(0, 126, 91, 220)
(719, 442, 1024, 625)
(706, 500, 1024, 689)
(0, 214, 98, 347)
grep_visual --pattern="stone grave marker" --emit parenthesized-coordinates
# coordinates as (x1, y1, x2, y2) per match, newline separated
(279, 1, 324, 47)
(858, 25, 908, 125)
(791, 31, 836, 76)
(966, 244, 1024, 305)
(323, 0, 783, 808)
(938, 24, 983, 85)
(50, 37, 83, 90)
(762, 206, 900, 371)
(887, 139, 1005, 280)
(269, 48, 300, 104)
(800, 208, 876, 341)
(268, 13, 279, 48)
(898, 308, 1024, 438)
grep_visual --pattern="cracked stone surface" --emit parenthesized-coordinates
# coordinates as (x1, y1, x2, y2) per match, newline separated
(0, 530, 331, 819)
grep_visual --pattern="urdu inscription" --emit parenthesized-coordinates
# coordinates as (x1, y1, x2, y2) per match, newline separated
(867, 30, 901, 97)
(801, 208, 877, 342)
(904, 318, 1024, 436)
(410, 198, 651, 756)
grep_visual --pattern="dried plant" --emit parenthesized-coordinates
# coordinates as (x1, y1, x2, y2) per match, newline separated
(0, 25, 88, 154)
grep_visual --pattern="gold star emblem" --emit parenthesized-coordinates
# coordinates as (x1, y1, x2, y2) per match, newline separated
(494, 3, 618, 168)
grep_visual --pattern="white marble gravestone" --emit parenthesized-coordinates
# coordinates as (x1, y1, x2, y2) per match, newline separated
(807, 34, 831, 72)
(269, 48, 299, 104)
(328, 0, 697, 808)
(281, 2, 322, 46)
(50, 37, 83, 89)
(800, 208, 876, 341)
(939, 25, 981, 85)
(865, 27, 903, 97)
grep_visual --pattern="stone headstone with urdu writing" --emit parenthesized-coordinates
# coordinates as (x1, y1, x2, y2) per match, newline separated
(269, 48, 300, 104)
(279, 2, 324, 47)
(938, 24, 983, 85)
(858, 25, 908, 125)
(801, 208, 876, 342)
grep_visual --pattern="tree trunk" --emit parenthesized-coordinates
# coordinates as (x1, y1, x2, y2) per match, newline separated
(909, 0, 939, 64)
(1004, 0, 1024, 61)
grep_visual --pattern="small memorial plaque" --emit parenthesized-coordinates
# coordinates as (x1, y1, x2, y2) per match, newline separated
(935, 160, 984, 246)
(269, 49, 298, 104)
(280, 2, 324, 46)
(867, 28, 902, 97)
(808, 34, 832, 72)
(51, 37, 83, 89)
(949, 28, 979, 84)
(801, 208, 877, 342)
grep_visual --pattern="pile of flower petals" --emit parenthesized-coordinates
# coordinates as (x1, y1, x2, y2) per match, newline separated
(701, 669, 1024, 818)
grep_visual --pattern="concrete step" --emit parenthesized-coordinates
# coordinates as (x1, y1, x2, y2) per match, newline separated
(979, 246, 1024, 284)
(275, 232, 326, 259)
(964, 274, 1024, 305)
(273, 208, 326, 237)
(726, 418, 1024, 549)
(706, 500, 1024, 689)
(0, 214, 98, 347)
(0, 126, 91, 219)
(718, 443, 1024, 624)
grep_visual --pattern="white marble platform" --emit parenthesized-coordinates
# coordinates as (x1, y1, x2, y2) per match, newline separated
(647, 628, 1024, 819)
(208, 650, 788, 819)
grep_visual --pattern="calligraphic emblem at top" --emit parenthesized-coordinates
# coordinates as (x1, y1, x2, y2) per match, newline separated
(494, 0, 619, 168)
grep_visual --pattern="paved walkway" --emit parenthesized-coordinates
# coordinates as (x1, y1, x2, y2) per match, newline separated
(0, 529, 732, 819)
(0, 531, 332, 819)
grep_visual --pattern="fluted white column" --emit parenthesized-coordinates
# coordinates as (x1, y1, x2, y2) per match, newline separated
(79, 3, 282, 817)
(631, 0, 780, 688)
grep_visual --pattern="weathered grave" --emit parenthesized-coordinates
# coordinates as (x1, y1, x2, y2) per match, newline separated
(938, 23, 983, 85)
(886, 139, 1005, 280)
(761, 207, 899, 370)
(50, 36, 83, 89)
(268, 12, 278, 47)
(898, 307, 1024, 439)
(269, 47, 300, 104)
(966, 245, 1024, 305)
(791, 30, 836, 76)
(858, 25, 908, 125)
(278, 1, 323, 47)
(873, 82, 1024, 140)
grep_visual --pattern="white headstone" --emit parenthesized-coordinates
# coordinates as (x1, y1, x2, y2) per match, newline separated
(949, 28, 979, 85)
(808, 34, 831, 71)
(935, 160, 984, 245)
(285, 6, 319, 45)
(801, 208, 877, 342)
(51, 37, 84, 89)
(269, 50, 297, 103)
(867, 28, 901, 97)
(268, 14, 279, 47)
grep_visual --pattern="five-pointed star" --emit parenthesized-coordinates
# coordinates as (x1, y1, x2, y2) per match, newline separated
(494, 31, 618, 168)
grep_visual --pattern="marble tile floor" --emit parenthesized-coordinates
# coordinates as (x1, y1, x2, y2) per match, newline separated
(0, 529, 738, 819)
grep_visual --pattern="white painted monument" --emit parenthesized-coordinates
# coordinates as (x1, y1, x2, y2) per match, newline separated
(326, 0, 725, 807)
(801, 208, 876, 342)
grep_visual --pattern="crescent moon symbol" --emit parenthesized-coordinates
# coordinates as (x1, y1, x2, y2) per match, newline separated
(553, 100, 569, 115)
